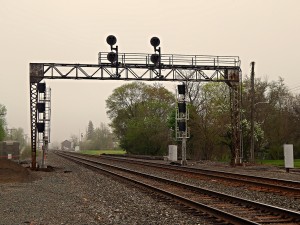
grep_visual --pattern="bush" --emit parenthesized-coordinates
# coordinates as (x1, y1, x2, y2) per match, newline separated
(267, 145, 284, 160)
(20, 145, 31, 160)
(293, 144, 300, 159)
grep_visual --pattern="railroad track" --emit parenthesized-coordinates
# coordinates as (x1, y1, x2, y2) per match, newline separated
(94, 154, 300, 200)
(56, 151, 300, 225)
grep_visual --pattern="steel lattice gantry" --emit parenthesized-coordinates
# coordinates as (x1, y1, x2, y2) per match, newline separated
(30, 53, 242, 168)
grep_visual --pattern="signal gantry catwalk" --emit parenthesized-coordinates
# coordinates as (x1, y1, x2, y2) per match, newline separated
(30, 53, 240, 81)
(29, 36, 242, 169)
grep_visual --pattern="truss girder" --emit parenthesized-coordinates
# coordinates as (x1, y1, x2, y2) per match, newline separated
(30, 63, 240, 83)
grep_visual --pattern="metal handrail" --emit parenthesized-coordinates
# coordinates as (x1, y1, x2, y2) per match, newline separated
(98, 52, 240, 67)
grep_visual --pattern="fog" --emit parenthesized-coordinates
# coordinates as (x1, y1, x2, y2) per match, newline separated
(0, 0, 299, 143)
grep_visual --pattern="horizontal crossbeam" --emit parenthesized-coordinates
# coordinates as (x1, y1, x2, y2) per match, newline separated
(30, 53, 240, 83)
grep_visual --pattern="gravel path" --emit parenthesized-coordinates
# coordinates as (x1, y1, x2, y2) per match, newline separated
(0, 152, 211, 225)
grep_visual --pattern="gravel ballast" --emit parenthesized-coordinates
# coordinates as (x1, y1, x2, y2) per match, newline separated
(97, 157, 300, 212)
(0, 153, 211, 225)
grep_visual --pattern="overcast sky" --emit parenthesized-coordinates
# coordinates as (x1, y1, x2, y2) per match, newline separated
(0, 0, 300, 144)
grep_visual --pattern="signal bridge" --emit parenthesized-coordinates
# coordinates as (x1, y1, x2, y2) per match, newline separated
(30, 53, 240, 82)
(30, 36, 242, 169)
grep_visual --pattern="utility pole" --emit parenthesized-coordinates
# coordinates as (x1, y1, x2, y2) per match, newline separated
(250, 62, 255, 163)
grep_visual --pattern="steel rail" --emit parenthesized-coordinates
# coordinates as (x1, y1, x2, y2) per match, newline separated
(56, 151, 300, 224)
(98, 154, 300, 195)
(56, 151, 257, 225)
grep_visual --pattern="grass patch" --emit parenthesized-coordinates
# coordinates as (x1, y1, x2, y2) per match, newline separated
(257, 159, 300, 168)
(20, 145, 41, 160)
(80, 149, 126, 155)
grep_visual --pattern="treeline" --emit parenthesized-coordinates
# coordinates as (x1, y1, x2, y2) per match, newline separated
(0, 104, 27, 148)
(241, 77, 300, 160)
(106, 79, 300, 161)
(0, 104, 7, 142)
(78, 121, 116, 150)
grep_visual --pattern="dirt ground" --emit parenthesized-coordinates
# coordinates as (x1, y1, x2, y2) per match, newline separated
(0, 159, 34, 183)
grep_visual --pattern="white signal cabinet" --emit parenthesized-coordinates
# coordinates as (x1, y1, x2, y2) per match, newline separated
(284, 144, 294, 168)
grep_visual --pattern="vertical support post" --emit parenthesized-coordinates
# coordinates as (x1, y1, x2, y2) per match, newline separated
(30, 63, 44, 170)
(41, 88, 46, 168)
(181, 82, 188, 166)
(30, 82, 38, 169)
(250, 62, 255, 163)
(181, 135, 187, 166)
(230, 83, 241, 166)
(41, 137, 48, 168)
(115, 45, 119, 77)
(176, 82, 188, 166)
(158, 47, 161, 77)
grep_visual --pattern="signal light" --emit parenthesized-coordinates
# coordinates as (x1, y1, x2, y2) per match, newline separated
(150, 37, 160, 48)
(37, 122, 45, 133)
(178, 84, 186, 95)
(178, 102, 186, 113)
(107, 52, 117, 63)
(37, 83, 46, 93)
(106, 35, 117, 46)
(150, 36, 162, 75)
(178, 121, 186, 132)
(106, 35, 119, 77)
(150, 54, 160, 64)
(37, 103, 45, 113)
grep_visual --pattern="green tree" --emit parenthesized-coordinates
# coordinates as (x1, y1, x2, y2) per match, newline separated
(80, 122, 115, 150)
(186, 82, 232, 160)
(70, 134, 79, 147)
(86, 120, 94, 140)
(10, 127, 26, 148)
(0, 104, 7, 141)
(241, 76, 269, 161)
(263, 77, 298, 159)
(241, 76, 300, 160)
(106, 82, 175, 155)
(92, 123, 114, 149)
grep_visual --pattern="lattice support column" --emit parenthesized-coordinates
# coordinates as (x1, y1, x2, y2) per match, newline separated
(30, 63, 44, 169)
(30, 82, 38, 169)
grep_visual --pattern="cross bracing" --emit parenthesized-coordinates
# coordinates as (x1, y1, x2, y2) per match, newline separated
(30, 53, 240, 82)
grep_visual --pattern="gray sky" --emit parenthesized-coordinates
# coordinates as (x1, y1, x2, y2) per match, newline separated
(1, 0, 300, 144)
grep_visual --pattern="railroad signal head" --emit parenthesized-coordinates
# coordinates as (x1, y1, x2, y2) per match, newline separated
(37, 103, 46, 113)
(36, 122, 45, 133)
(150, 37, 161, 66)
(178, 121, 186, 132)
(150, 53, 160, 64)
(178, 102, 186, 114)
(178, 84, 186, 95)
(37, 83, 46, 93)
(107, 52, 117, 63)
(106, 35, 117, 46)
(150, 37, 160, 48)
